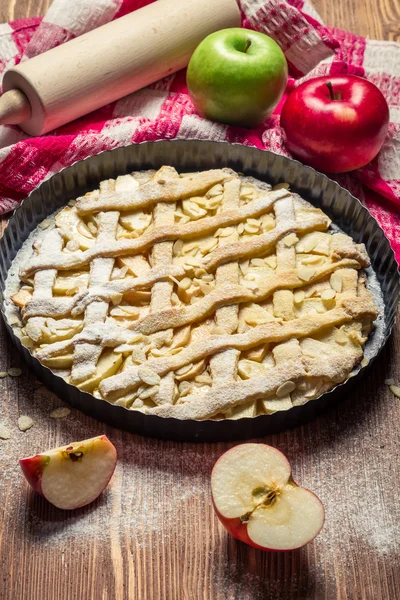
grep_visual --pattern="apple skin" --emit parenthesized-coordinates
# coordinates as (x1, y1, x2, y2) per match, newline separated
(19, 435, 117, 509)
(211, 444, 325, 552)
(212, 490, 325, 552)
(212, 496, 268, 551)
(187, 28, 288, 128)
(19, 454, 49, 495)
(281, 75, 389, 173)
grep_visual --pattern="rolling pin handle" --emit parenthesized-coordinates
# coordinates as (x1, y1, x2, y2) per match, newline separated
(0, 89, 31, 126)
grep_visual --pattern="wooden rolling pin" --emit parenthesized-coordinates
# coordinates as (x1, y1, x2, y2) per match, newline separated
(0, 0, 240, 136)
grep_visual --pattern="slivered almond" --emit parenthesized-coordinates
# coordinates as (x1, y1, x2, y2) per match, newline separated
(175, 363, 194, 377)
(247, 218, 260, 228)
(184, 256, 202, 267)
(173, 240, 184, 256)
(77, 221, 94, 239)
(260, 214, 275, 230)
(110, 306, 140, 318)
(208, 199, 222, 210)
(66, 240, 80, 252)
(330, 271, 343, 293)
(199, 238, 218, 255)
(297, 266, 316, 282)
(301, 255, 323, 265)
(194, 268, 207, 278)
(110, 292, 123, 306)
(239, 259, 249, 275)
(178, 277, 192, 291)
(18, 416, 34, 432)
(150, 348, 168, 358)
(175, 360, 206, 380)
(293, 290, 305, 304)
(218, 227, 235, 238)
(182, 200, 207, 219)
(50, 407, 70, 419)
(389, 385, 400, 399)
(207, 184, 223, 198)
(264, 256, 277, 269)
(131, 349, 147, 364)
(181, 241, 200, 255)
(283, 233, 299, 247)
(191, 196, 209, 208)
(138, 367, 161, 386)
(139, 385, 159, 400)
(238, 359, 265, 379)
(296, 236, 318, 253)
(132, 398, 144, 408)
(240, 185, 255, 199)
(321, 289, 336, 301)
(276, 381, 296, 397)
(244, 222, 259, 234)
(0, 425, 11, 440)
(178, 381, 192, 396)
(250, 258, 266, 267)
(171, 292, 180, 306)
(313, 238, 331, 256)
(195, 374, 212, 384)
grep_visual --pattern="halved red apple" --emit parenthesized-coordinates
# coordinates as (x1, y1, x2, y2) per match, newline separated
(211, 443, 324, 551)
(19, 435, 117, 510)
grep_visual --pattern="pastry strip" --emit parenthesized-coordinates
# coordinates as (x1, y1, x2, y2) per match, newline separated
(20, 189, 290, 278)
(70, 208, 119, 383)
(23, 265, 188, 319)
(24, 230, 64, 343)
(99, 299, 377, 400)
(210, 179, 241, 388)
(149, 359, 306, 420)
(150, 169, 177, 405)
(130, 258, 362, 336)
(76, 168, 233, 215)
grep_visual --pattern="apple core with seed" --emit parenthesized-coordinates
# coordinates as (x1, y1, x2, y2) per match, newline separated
(211, 443, 325, 551)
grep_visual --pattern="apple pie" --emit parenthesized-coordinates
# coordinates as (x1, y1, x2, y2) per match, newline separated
(9, 166, 378, 420)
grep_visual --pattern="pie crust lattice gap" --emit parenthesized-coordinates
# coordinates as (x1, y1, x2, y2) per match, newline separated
(11, 167, 378, 420)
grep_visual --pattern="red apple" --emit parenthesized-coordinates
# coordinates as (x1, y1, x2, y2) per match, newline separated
(19, 435, 117, 510)
(211, 444, 324, 551)
(281, 75, 389, 173)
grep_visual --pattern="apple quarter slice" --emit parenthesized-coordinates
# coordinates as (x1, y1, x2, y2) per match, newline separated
(19, 435, 117, 510)
(211, 443, 324, 551)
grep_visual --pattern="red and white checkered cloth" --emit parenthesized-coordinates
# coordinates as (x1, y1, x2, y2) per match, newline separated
(0, 0, 399, 261)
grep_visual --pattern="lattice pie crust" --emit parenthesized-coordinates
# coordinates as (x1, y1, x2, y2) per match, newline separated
(11, 167, 378, 420)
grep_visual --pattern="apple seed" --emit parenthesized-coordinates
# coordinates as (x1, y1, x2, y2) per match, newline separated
(240, 485, 281, 524)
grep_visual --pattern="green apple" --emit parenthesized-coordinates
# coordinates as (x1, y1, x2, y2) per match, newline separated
(187, 28, 288, 128)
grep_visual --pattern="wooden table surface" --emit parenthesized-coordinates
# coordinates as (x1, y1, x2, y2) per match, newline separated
(0, 2, 399, 600)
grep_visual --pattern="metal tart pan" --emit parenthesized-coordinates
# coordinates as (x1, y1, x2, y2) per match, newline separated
(0, 140, 399, 441)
